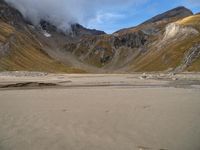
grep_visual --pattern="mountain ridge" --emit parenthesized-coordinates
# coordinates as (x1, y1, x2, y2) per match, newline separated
(142, 6, 193, 24)
(0, 0, 200, 73)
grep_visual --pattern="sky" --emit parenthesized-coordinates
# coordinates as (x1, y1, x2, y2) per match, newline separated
(5, 0, 200, 33)
(87, 0, 200, 33)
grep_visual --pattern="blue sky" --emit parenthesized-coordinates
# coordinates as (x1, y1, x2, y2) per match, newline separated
(86, 0, 200, 33)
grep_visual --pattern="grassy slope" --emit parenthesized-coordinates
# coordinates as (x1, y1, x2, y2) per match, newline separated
(178, 14, 200, 71)
(0, 22, 85, 73)
(1, 14, 199, 73)
(128, 15, 200, 72)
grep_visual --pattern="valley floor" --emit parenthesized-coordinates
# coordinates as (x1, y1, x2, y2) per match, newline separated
(0, 72, 200, 150)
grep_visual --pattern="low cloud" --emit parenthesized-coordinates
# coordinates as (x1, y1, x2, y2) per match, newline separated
(5, 0, 148, 31)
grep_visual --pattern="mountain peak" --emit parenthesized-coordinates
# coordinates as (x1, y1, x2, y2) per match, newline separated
(70, 23, 106, 36)
(39, 20, 106, 37)
(142, 6, 193, 24)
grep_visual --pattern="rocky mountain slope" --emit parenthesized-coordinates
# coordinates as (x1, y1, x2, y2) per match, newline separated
(0, 0, 200, 73)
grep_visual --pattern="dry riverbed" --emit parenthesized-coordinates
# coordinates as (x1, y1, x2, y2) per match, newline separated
(0, 72, 200, 150)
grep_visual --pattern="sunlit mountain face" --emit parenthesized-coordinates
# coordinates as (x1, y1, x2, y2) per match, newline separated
(0, 0, 200, 73)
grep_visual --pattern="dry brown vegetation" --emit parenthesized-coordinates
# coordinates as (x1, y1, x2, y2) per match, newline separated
(1, 7, 200, 73)
(126, 15, 200, 72)
(0, 22, 85, 73)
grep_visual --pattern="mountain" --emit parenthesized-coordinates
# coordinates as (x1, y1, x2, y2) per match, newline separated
(115, 6, 193, 35)
(0, 0, 104, 73)
(39, 20, 105, 37)
(0, 0, 200, 73)
(62, 6, 200, 72)
(142, 6, 193, 24)
(70, 24, 106, 36)
(0, 0, 24, 26)
(0, 0, 87, 73)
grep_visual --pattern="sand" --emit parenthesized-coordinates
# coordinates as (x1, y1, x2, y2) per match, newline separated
(0, 72, 200, 150)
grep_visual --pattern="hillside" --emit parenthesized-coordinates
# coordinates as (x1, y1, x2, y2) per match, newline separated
(62, 7, 200, 73)
(0, 0, 86, 73)
(127, 14, 200, 72)
(0, 0, 200, 73)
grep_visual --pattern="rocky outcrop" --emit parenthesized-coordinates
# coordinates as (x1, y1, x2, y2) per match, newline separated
(62, 29, 149, 68)
(0, 41, 10, 57)
(113, 31, 148, 48)
(39, 21, 106, 37)
(0, 0, 24, 26)
(163, 23, 199, 40)
(184, 44, 200, 65)
(175, 44, 200, 72)
(70, 24, 106, 37)
(40, 20, 57, 32)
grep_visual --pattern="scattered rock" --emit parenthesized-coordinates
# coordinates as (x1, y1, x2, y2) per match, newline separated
(0, 42, 10, 57)
(140, 73, 148, 79)
(174, 44, 200, 72)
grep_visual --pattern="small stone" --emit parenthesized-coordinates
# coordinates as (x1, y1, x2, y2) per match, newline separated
(140, 73, 148, 79)
(172, 77, 178, 81)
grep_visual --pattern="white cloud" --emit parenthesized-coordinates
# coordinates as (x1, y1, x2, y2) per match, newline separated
(5, 0, 149, 31)
(183, 0, 200, 8)
(89, 12, 125, 24)
(187, 0, 200, 5)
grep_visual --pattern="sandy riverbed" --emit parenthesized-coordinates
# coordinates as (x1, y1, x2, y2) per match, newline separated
(0, 72, 200, 150)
